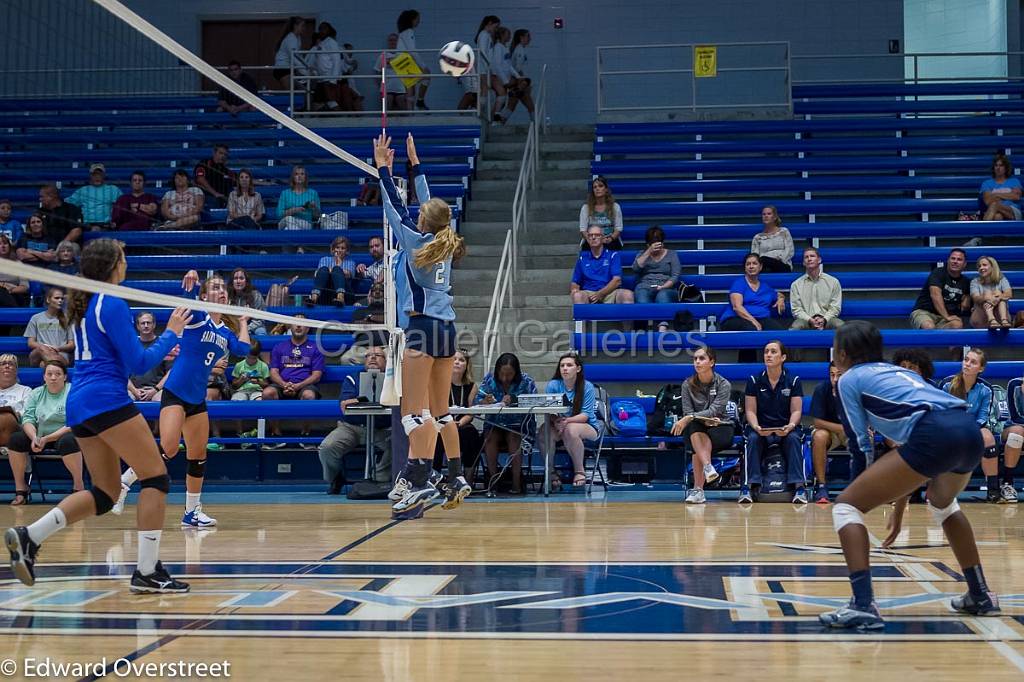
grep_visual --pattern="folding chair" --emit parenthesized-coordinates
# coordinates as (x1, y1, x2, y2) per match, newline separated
(583, 385, 611, 495)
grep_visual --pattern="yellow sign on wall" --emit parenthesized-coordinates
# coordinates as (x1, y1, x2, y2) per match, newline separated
(694, 45, 717, 78)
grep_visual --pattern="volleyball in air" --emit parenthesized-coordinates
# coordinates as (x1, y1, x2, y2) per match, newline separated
(439, 41, 475, 76)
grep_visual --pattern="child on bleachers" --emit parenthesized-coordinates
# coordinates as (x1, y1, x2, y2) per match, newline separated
(0, 199, 23, 244)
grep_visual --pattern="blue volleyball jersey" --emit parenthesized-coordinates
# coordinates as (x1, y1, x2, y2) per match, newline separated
(837, 362, 967, 462)
(164, 311, 249, 405)
(380, 165, 455, 325)
(67, 294, 180, 426)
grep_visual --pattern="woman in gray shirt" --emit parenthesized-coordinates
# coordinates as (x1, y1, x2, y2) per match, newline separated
(669, 346, 734, 504)
(633, 226, 681, 331)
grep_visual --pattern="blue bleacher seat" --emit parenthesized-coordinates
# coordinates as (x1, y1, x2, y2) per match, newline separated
(618, 270, 1024, 292)
(608, 198, 975, 218)
(594, 135, 1024, 157)
(593, 155, 998, 176)
(614, 245, 1024, 267)
(0, 95, 291, 113)
(616, 220, 1024, 243)
(586, 361, 1024, 383)
(0, 305, 357, 325)
(608, 176, 979, 196)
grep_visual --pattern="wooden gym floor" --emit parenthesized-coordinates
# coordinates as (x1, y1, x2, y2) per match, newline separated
(1, 495, 1023, 681)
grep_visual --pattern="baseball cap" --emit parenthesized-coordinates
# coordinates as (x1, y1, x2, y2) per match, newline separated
(89, 163, 105, 174)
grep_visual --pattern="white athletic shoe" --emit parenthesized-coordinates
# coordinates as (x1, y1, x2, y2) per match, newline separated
(999, 482, 1018, 504)
(685, 488, 706, 505)
(181, 504, 217, 528)
(110, 483, 130, 516)
(702, 463, 719, 485)
(388, 476, 411, 502)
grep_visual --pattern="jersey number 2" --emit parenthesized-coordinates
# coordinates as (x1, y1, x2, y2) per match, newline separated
(434, 262, 446, 284)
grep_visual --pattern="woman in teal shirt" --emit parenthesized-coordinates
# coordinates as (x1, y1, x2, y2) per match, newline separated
(7, 360, 81, 505)
(277, 165, 321, 230)
(544, 352, 600, 488)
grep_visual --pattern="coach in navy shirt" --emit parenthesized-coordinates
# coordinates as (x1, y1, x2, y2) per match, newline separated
(570, 225, 635, 305)
(741, 340, 805, 502)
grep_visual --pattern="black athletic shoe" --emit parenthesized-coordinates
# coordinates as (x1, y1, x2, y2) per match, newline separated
(4, 526, 39, 587)
(130, 561, 190, 594)
(951, 590, 1001, 616)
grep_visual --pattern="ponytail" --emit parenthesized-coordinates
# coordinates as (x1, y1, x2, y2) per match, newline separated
(68, 238, 123, 327)
(413, 227, 466, 269)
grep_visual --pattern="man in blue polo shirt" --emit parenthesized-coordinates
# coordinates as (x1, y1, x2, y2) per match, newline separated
(740, 340, 805, 504)
(570, 226, 635, 305)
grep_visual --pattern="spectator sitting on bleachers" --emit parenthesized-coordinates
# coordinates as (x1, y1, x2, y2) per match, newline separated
(50, 241, 79, 277)
(227, 169, 265, 230)
(310, 235, 355, 306)
(319, 346, 390, 494)
(38, 185, 83, 244)
(544, 351, 601, 490)
(670, 347, 733, 505)
(579, 176, 623, 250)
(0, 354, 32, 452)
(0, 236, 29, 308)
(909, 248, 970, 330)
(720, 253, 786, 339)
(66, 163, 120, 231)
(217, 60, 258, 115)
(229, 267, 268, 336)
(278, 165, 320, 230)
(0, 198, 22, 244)
(475, 352, 537, 494)
(750, 206, 794, 273)
(940, 348, 1003, 503)
(789, 246, 843, 330)
(970, 255, 1012, 329)
(206, 356, 231, 449)
(6, 359, 81, 505)
(263, 317, 324, 443)
(740, 340, 805, 504)
(15, 213, 58, 267)
(127, 312, 169, 402)
(892, 347, 936, 385)
(570, 226, 634, 305)
(194, 144, 235, 209)
(810, 361, 847, 504)
(231, 340, 268, 402)
(24, 287, 73, 367)
(357, 235, 386, 282)
(438, 349, 482, 486)
(111, 171, 159, 231)
(633, 225, 680, 331)
(160, 169, 204, 230)
(981, 153, 1022, 221)
(353, 281, 385, 326)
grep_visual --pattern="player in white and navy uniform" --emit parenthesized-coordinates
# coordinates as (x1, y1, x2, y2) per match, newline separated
(375, 133, 471, 513)
(5, 239, 192, 593)
(819, 321, 1000, 630)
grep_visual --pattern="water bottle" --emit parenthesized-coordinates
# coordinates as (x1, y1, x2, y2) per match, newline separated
(707, 315, 718, 333)
(664, 413, 677, 432)
(618, 407, 628, 422)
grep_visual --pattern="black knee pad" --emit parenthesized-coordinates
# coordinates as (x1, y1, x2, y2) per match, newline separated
(984, 445, 999, 459)
(91, 487, 115, 516)
(187, 458, 207, 478)
(139, 474, 170, 494)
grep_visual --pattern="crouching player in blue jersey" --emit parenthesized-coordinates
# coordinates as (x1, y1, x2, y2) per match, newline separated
(114, 270, 250, 527)
(820, 321, 1000, 630)
(374, 133, 471, 513)
(6, 239, 194, 592)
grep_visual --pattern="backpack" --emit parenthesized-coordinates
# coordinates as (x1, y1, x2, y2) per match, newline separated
(610, 399, 647, 437)
(647, 383, 683, 435)
(347, 479, 391, 500)
(987, 381, 1009, 437)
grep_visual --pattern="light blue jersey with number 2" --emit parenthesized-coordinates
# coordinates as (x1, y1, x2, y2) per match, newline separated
(380, 165, 455, 328)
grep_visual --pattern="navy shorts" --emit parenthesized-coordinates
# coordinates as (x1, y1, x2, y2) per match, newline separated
(71, 404, 141, 439)
(161, 388, 207, 418)
(404, 315, 457, 358)
(898, 408, 983, 479)
(8, 429, 79, 456)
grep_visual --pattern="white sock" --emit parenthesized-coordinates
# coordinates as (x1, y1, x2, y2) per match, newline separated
(121, 467, 138, 487)
(137, 530, 162, 575)
(185, 492, 201, 513)
(27, 507, 67, 545)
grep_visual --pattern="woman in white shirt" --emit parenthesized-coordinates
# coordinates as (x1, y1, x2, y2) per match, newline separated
(227, 169, 265, 230)
(273, 16, 308, 89)
(376, 33, 409, 111)
(160, 170, 204, 230)
(505, 29, 535, 122)
(578, 176, 624, 250)
(312, 22, 343, 110)
(475, 15, 504, 121)
(396, 10, 430, 110)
